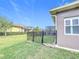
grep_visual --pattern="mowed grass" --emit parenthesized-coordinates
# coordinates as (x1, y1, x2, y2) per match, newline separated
(0, 35, 79, 59)
(0, 34, 27, 49)
(0, 42, 79, 59)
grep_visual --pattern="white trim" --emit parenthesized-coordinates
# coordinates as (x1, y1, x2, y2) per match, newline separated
(64, 18, 71, 35)
(55, 45, 79, 52)
(43, 43, 79, 52)
(50, 1, 79, 11)
(51, 15, 57, 30)
(64, 16, 79, 35)
(50, 1, 79, 14)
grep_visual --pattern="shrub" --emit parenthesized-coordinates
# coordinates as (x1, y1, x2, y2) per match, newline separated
(0, 32, 27, 36)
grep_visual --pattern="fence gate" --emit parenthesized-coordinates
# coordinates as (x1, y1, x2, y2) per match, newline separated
(27, 30, 57, 44)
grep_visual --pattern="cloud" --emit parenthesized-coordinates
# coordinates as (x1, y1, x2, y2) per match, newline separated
(9, 0, 23, 19)
(8, 0, 33, 26)
(0, 7, 5, 10)
(0, 7, 9, 12)
(23, 0, 30, 8)
(9, 0, 19, 12)
(24, 0, 36, 8)
(62, 0, 65, 2)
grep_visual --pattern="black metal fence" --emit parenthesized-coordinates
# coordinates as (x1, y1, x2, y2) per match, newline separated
(27, 31, 57, 44)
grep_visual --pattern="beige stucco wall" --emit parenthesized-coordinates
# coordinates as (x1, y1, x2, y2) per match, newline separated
(57, 8, 79, 49)
(7, 27, 24, 32)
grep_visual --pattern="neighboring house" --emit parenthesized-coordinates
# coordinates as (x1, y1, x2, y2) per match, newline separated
(26, 26, 33, 32)
(50, 1, 79, 50)
(7, 25, 27, 32)
(45, 26, 56, 31)
(45, 26, 56, 35)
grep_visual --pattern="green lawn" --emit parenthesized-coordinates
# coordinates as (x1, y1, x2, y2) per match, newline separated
(0, 34, 27, 49)
(0, 41, 79, 59)
(0, 35, 79, 59)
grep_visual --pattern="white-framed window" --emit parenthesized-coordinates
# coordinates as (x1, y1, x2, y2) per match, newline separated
(64, 16, 79, 35)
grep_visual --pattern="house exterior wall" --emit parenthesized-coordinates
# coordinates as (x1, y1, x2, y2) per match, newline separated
(7, 27, 25, 32)
(57, 8, 79, 49)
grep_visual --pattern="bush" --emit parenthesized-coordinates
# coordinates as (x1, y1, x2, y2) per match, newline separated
(0, 32, 4, 36)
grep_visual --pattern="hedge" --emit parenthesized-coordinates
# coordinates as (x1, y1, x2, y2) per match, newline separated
(0, 32, 27, 36)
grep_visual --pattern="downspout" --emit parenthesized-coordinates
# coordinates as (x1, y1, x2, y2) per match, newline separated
(51, 15, 57, 44)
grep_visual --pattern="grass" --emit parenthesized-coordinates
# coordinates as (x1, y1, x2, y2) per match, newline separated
(0, 42, 79, 59)
(0, 34, 79, 59)
(27, 35, 56, 44)
(0, 34, 27, 49)
(43, 35, 56, 43)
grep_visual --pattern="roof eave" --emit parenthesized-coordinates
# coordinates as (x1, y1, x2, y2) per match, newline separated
(49, 1, 79, 15)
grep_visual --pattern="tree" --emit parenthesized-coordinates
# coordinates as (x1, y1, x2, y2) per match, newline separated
(33, 26, 41, 32)
(0, 16, 13, 36)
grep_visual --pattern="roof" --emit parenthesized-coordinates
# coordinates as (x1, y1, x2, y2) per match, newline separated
(13, 24, 27, 29)
(50, 1, 79, 15)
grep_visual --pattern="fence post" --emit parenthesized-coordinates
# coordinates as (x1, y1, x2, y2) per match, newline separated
(55, 31, 57, 44)
(41, 30, 44, 44)
(32, 31, 34, 42)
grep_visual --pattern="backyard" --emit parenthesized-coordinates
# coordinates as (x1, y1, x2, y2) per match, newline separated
(0, 34, 27, 49)
(0, 0, 79, 59)
(0, 35, 79, 59)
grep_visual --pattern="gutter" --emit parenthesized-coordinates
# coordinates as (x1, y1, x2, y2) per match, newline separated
(50, 15, 57, 44)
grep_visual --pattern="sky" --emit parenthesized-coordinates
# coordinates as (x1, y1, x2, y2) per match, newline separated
(0, 0, 74, 28)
